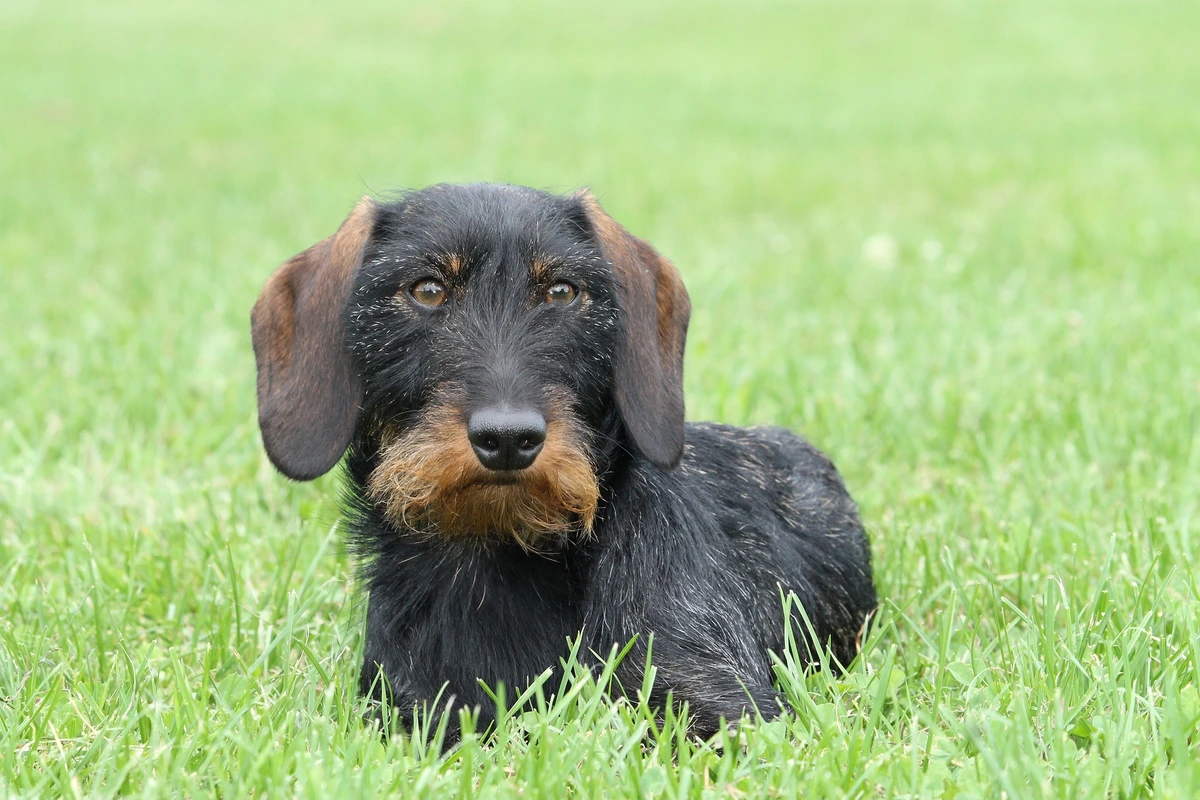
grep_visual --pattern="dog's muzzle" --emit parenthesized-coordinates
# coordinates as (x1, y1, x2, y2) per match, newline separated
(366, 391, 599, 543)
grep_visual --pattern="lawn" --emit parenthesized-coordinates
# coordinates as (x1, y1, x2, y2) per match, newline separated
(2, 0, 1199, 796)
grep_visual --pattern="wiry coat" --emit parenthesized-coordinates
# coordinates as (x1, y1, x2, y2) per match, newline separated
(251, 183, 876, 740)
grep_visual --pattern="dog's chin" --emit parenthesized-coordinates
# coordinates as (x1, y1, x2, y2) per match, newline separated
(427, 477, 583, 541)
(374, 472, 595, 547)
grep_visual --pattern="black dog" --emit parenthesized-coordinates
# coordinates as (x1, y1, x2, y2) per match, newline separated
(251, 183, 876, 739)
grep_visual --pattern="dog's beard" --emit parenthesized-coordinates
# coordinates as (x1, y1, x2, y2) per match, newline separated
(366, 400, 599, 548)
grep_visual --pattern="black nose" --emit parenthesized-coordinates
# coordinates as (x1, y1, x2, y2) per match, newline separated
(467, 408, 547, 471)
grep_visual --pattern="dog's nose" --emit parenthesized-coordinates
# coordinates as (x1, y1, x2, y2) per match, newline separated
(467, 408, 547, 471)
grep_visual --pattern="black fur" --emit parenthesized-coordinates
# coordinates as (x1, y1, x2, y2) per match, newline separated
(255, 183, 877, 741)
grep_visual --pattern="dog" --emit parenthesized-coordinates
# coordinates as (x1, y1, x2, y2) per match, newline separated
(251, 183, 876, 740)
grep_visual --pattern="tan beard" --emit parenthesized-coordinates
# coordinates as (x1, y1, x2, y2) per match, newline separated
(366, 398, 599, 549)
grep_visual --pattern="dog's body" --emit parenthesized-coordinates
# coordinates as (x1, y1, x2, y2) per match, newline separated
(252, 183, 875, 739)
(348, 422, 871, 736)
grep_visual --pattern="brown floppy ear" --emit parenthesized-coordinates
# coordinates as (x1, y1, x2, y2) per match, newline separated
(576, 192, 691, 468)
(251, 197, 378, 480)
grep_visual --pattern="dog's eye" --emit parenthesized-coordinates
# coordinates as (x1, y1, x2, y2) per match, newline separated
(410, 279, 447, 307)
(545, 282, 578, 306)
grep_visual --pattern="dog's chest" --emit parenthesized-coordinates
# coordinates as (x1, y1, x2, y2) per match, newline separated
(368, 541, 588, 693)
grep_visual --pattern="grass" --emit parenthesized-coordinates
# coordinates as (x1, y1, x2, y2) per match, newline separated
(3, 0, 1199, 795)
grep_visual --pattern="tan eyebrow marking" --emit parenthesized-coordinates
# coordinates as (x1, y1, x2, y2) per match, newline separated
(440, 253, 465, 276)
(530, 255, 554, 280)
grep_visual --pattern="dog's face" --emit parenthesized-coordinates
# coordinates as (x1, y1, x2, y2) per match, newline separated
(251, 184, 690, 544)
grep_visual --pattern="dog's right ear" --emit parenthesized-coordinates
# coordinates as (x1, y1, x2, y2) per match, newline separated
(251, 197, 377, 481)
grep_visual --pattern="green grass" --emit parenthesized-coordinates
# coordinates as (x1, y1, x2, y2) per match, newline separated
(3, 0, 1200, 796)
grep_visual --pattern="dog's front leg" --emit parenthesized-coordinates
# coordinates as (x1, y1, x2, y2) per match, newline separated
(613, 643, 786, 740)
(676, 675, 786, 741)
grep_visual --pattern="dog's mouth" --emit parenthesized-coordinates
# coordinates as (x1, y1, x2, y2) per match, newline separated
(469, 471, 523, 487)
(366, 396, 599, 544)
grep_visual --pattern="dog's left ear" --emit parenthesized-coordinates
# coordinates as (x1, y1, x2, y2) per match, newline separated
(575, 192, 691, 468)
(251, 197, 378, 481)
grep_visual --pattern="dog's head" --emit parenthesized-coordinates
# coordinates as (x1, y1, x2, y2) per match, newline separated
(251, 184, 690, 543)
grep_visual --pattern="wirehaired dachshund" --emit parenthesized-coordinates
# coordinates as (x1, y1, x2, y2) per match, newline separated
(251, 183, 876, 739)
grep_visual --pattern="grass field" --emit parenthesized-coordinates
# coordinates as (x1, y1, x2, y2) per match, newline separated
(3, 0, 1200, 796)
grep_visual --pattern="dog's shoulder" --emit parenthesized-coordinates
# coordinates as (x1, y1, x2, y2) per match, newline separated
(677, 421, 851, 498)
(608, 420, 860, 544)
